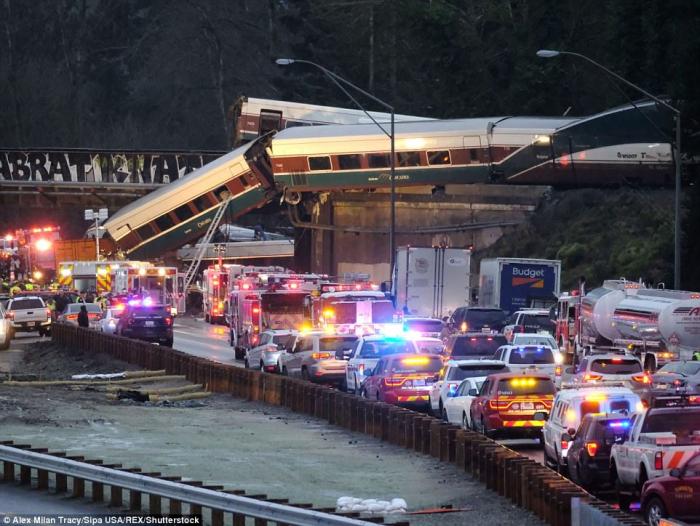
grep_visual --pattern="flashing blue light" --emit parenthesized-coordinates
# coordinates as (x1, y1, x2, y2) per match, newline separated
(447, 383, 459, 397)
(608, 421, 630, 429)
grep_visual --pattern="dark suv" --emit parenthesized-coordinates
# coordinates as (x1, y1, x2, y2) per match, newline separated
(442, 307, 507, 339)
(117, 303, 173, 347)
(566, 414, 631, 490)
(445, 332, 507, 360)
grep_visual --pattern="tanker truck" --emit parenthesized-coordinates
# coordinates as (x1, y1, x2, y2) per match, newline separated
(577, 279, 700, 371)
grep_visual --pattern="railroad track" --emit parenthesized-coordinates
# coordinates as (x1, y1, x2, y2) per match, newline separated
(44, 324, 644, 526)
(0, 440, 407, 526)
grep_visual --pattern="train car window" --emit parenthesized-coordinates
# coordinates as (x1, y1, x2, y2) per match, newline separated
(155, 214, 175, 231)
(136, 223, 157, 240)
(470, 149, 479, 162)
(427, 150, 451, 165)
(238, 174, 250, 188)
(193, 195, 213, 212)
(259, 110, 282, 135)
(337, 154, 361, 170)
(173, 204, 194, 222)
(308, 156, 331, 171)
(368, 153, 390, 168)
(214, 185, 231, 201)
(397, 152, 421, 167)
(285, 120, 311, 128)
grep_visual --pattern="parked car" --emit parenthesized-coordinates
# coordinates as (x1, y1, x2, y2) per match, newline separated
(443, 378, 484, 429)
(99, 308, 123, 335)
(641, 451, 700, 526)
(567, 414, 633, 491)
(444, 333, 507, 361)
(280, 331, 357, 385)
(116, 303, 173, 347)
(6, 296, 52, 337)
(361, 353, 443, 408)
(429, 359, 508, 418)
(0, 301, 11, 350)
(58, 303, 103, 329)
(493, 345, 563, 386)
(570, 353, 650, 391)
(651, 360, 700, 392)
(503, 309, 554, 342)
(245, 329, 296, 372)
(411, 337, 446, 357)
(470, 372, 556, 439)
(403, 317, 443, 339)
(441, 307, 507, 339)
(543, 385, 641, 474)
(511, 332, 558, 350)
(345, 335, 421, 394)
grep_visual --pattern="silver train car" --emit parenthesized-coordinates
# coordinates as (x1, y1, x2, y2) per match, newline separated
(232, 96, 432, 144)
(102, 137, 273, 259)
(268, 100, 673, 190)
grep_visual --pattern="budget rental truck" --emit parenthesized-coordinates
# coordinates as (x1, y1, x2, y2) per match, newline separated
(479, 258, 561, 315)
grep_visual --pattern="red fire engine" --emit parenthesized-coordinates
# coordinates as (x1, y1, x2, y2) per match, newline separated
(202, 264, 235, 324)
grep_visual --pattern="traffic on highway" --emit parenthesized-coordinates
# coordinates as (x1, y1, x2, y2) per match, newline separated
(2, 253, 699, 525)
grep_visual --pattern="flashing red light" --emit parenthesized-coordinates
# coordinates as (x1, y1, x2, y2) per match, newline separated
(355, 284, 362, 290)
(213, 279, 219, 285)
(164, 317, 172, 326)
(4, 234, 13, 242)
(242, 283, 251, 290)
(32, 228, 42, 233)
(289, 282, 299, 290)
(252, 307, 260, 314)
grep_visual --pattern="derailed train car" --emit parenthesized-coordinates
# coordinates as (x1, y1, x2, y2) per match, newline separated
(103, 99, 673, 258)
(267, 100, 673, 191)
(102, 137, 274, 259)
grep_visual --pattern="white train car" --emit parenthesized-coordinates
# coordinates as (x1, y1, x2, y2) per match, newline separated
(102, 138, 274, 259)
(232, 96, 432, 144)
(267, 100, 673, 190)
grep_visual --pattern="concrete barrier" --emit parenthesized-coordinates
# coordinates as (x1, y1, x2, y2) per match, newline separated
(50, 324, 645, 526)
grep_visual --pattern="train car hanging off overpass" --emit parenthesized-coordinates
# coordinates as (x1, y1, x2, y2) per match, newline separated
(103, 99, 673, 259)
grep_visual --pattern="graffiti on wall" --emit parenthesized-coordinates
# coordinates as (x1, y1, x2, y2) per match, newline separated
(0, 150, 225, 184)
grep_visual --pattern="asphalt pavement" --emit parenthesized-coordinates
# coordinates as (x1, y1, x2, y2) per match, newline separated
(172, 316, 241, 366)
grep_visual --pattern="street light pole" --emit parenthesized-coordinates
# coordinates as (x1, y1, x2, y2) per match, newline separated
(275, 58, 397, 283)
(536, 50, 682, 289)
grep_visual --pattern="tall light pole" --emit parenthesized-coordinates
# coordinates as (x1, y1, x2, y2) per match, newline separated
(275, 58, 397, 284)
(84, 208, 109, 261)
(536, 49, 682, 289)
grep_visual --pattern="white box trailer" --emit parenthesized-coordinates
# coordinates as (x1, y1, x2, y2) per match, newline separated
(394, 246, 471, 319)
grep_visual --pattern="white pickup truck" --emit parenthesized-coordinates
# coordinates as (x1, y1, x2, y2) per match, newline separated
(5, 296, 51, 338)
(610, 395, 700, 510)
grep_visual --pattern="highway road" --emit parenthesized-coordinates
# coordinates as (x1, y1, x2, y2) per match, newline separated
(172, 315, 240, 366)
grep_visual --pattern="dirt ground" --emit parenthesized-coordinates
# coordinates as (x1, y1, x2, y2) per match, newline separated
(0, 341, 543, 526)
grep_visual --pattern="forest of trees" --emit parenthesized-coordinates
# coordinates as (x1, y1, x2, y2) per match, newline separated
(1, 0, 699, 285)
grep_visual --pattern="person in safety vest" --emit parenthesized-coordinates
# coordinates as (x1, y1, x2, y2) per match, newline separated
(10, 285, 21, 296)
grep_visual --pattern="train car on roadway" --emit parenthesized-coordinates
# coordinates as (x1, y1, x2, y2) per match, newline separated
(268, 100, 673, 191)
(102, 138, 274, 259)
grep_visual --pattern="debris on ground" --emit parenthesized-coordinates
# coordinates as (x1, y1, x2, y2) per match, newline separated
(336, 497, 408, 514)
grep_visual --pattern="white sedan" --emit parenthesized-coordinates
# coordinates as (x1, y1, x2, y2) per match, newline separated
(99, 308, 122, 334)
(443, 378, 483, 430)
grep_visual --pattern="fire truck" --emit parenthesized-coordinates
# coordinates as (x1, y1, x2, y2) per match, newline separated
(57, 261, 183, 313)
(202, 264, 233, 324)
(226, 270, 326, 359)
(310, 282, 400, 336)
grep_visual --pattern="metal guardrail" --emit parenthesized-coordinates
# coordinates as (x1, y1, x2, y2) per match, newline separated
(0, 444, 374, 526)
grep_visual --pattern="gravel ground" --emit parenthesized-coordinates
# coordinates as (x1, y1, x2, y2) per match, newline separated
(0, 342, 543, 526)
